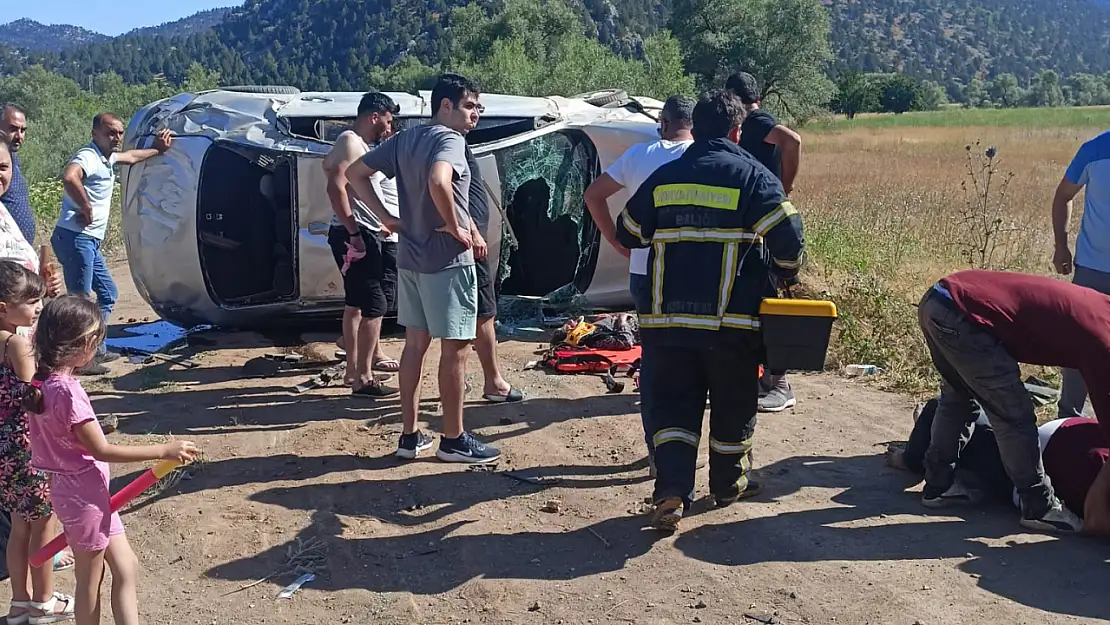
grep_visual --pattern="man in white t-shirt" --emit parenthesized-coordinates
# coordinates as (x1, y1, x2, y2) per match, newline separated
(324, 92, 403, 398)
(52, 113, 171, 375)
(584, 95, 695, 471)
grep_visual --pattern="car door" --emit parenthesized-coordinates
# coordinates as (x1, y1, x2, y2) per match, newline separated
(296, 153, 347, 306)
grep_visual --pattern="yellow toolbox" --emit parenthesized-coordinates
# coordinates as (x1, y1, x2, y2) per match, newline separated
(759, 298, 838, 372)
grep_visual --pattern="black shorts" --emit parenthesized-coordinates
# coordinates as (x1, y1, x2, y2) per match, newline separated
(328, 226, 397, 318)
(476, 249, 497, 319)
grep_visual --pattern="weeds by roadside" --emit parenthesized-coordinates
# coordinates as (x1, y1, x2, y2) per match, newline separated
(800, 123, 1085, 395)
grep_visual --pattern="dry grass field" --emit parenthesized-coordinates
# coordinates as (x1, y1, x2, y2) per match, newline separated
(797, 107, 1110, 393)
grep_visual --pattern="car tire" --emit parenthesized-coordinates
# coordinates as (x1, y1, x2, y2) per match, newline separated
(222, 85, 302, 95)
(574, 89, 630, 107)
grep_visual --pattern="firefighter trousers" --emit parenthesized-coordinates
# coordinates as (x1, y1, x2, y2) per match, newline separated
(641, 334, 762, 508)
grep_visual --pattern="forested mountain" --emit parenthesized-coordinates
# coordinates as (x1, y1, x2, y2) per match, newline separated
(0, 19, 108, 52)
(125, 8, 233, 39)
(2, 0, 1110, 95)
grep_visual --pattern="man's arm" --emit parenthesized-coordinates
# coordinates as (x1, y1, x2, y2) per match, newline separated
(61, 162, 94, 225)
(114, 129, 172, 165)
(324, 134, 364, 237)
(614, 175, 657, 250)
(347, 138, 402, 232)
(427, 134, 472, 248)
(746, 172, 805, 285)
(766, 125, 802, 195)
(1052, 176, 1084, 275)
(584, 173, 630, 258)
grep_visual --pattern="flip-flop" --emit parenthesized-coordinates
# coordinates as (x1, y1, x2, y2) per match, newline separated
(52, 552, 74, 572)
(483, 387, 524, 403)
(373, 358, 400, 373)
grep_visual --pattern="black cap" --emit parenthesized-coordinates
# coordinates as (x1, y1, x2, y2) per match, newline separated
(725, 72, 761, 105)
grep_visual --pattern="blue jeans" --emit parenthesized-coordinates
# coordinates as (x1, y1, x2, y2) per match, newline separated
(630, 273, 653, 454)
(51, 227, 117, 350)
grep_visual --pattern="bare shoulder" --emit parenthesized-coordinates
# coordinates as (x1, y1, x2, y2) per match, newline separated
(0, 330, 30, 358)
(324, 132, 363, 168)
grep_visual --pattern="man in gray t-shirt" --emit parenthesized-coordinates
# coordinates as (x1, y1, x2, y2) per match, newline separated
(346, 73, 500, 465)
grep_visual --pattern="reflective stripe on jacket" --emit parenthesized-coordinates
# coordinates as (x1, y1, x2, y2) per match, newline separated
(615, 138, 805, 346)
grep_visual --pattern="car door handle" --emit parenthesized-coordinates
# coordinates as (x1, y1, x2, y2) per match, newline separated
(307, 222, 330, 236)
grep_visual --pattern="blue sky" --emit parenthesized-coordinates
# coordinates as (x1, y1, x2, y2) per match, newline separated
(5, 1, 237, 36)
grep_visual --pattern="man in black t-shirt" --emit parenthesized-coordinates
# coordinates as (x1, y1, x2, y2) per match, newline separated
(465, 145, 524, 404)
(726, 71, 804, 413)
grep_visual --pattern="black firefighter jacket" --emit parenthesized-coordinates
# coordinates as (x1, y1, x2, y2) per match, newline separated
(614, 138, 806, 347)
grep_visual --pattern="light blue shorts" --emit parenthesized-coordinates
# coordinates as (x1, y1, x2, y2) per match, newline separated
(397, 266, 478, 340)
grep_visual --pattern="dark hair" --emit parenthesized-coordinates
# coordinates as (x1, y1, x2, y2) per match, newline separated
(692, 90, 745, 140)
(23, 296, 106, 413)
(92, 113, 122, 131)
(358, 91, 400, 118)
(430, 73, 480, 115)
(0, 103, 25, 123)
(0, 260, 45, 307)
(725, 72, 761, 105)
(662, 95, 695, 127)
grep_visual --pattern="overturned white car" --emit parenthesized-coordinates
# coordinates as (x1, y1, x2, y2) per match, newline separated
(120, 86, 662, 328)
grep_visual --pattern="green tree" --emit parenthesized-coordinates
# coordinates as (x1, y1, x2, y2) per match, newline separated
(987, 73, 1025, 108)
(667, 0, 835, 123)
(832, 71, 878, 119)
(963, 78, 992, 108)
(1065, 73, 1110, 106)
(1027, 69, 1066, 107)
(445, 0, 691, 99)
(878, 73, 920, 114)
(914, 80, 948, 111)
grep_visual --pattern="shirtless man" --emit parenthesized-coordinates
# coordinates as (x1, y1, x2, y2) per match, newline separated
(323, 92, 402, 397)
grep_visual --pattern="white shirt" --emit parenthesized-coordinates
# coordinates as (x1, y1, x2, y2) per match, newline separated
(57, 143, 118, 241)
(604, 139, 693, 275)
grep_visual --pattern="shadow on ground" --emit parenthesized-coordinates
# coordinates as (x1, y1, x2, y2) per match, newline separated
(674, 454, 1110, 621)
(200, 451, 1108, 619)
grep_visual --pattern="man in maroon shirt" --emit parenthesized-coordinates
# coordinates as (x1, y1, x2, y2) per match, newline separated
(917, 269, 1110, 533)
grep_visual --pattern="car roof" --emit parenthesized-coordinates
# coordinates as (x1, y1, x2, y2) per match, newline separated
(272, 91, 571, 119)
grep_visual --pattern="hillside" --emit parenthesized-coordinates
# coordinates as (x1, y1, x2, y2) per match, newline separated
(1, 0, 1110, 97)
(125, 8, 233, 39)
(0, 18, 108, 52)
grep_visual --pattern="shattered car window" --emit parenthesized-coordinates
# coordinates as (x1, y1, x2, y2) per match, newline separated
(494, 132, 594, 296)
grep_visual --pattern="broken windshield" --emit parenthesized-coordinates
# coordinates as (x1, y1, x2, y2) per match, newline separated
(493, 131, 597, 299)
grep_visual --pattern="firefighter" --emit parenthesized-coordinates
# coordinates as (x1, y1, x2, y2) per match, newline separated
(615, 90, 806, 533)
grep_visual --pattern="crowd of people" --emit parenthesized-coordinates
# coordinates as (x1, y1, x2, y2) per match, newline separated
(0, 68, 1107, 623)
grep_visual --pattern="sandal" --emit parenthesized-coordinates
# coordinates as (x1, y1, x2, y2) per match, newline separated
(483, 387, 524, 403)
(372, 358, 400, 373)
(9, 592, 75, 625)
(52, 551, 74, 572)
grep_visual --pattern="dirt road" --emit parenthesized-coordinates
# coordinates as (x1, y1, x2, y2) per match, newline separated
(2, 261, 1106, 625)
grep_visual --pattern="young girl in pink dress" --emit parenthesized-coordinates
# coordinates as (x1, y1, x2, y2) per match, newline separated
(24, 297, 197, 625)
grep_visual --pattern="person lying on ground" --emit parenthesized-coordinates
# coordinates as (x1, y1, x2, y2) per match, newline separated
(888, 398, 1110, 537)
(917, 269, 1110, 533)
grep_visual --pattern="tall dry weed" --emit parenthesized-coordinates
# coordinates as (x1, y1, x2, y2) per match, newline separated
(797, 122, 1095, 395)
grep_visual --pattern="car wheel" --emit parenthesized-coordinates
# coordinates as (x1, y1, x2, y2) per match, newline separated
(222, 85, 302, 95)
(573, 89, 630, 107)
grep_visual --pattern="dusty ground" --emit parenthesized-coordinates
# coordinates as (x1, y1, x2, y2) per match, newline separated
(3, 260, 1108, 625)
